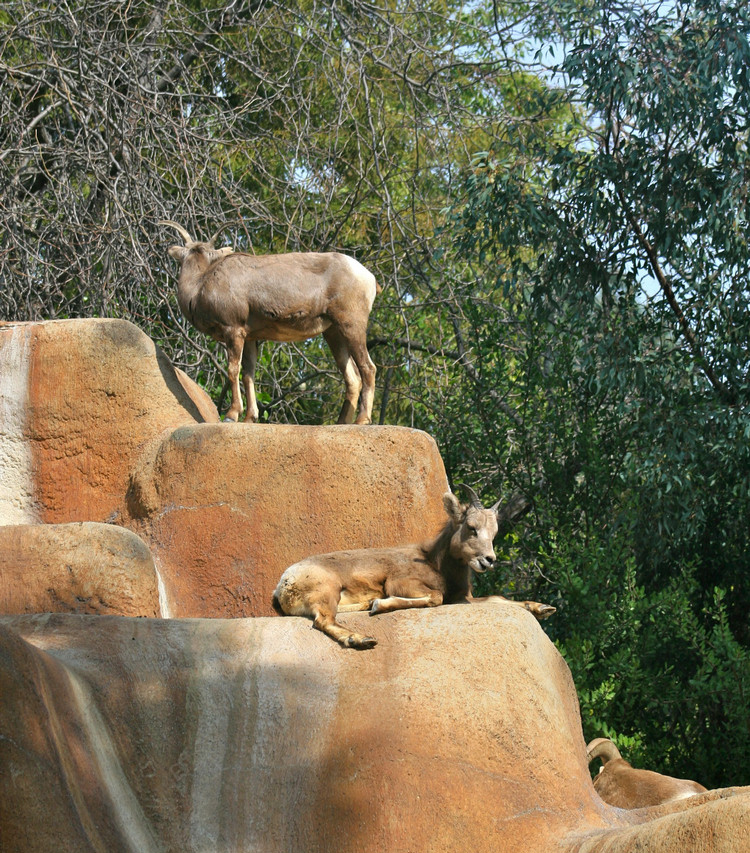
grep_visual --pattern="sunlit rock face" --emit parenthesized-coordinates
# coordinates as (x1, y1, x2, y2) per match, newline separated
(0, 319, 450, 618)
(0, 319, 219, 526)
(2, 605, 747, 853)
(0, 604, 613, 853)
(124, 422, 450, 618)
(0, 522, 161, 617)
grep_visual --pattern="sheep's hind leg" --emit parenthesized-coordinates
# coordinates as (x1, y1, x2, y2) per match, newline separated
(370, 583, 443, 614)
(324, 327, 362, 425)
(348, 335, 376, 425)
(337, 600, 374, 612)
(277, 567, 377, 649)
(312, 605, 377, 649)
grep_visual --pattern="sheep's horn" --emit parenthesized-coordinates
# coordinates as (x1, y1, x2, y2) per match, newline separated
(458, 484, 483, 509)
(586, 738, 622, 765)
(158, 220, 194, 244)
(207, 221, 238, 248)
(490, 497, 502, 513)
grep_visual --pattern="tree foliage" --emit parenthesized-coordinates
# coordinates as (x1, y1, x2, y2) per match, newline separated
(449, 0, 750, 786)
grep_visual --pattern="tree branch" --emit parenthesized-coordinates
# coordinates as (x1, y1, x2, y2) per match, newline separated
(618, 189, 737, 405)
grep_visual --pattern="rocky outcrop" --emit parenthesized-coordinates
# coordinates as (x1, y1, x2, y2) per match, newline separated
(124, 422, 449, 617)
(567, 796, 750, 853)
(1, 604, 747, 853)
(0, 319, 449, 618)
(0, 319, 219, 526)
(0, 522, 160, 617)
(2, 317, 748, 853)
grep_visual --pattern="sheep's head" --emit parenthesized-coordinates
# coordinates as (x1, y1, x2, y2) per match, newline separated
(159, 220, 234, 264)
(443, 485, 502, 573)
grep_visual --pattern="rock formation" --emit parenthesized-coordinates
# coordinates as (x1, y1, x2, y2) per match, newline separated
(1, 605, 748, 853)
(0, 319, 219, 526)
(0, 319, 450, 617)
(0, 522, 160, 617)
(0, 318, 748, 853)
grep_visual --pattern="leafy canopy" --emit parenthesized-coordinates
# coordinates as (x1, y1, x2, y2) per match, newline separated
(448, 0, 750, 787)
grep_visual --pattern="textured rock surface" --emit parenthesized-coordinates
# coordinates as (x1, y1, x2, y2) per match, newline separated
(0, 319, 449, 619)
(1, 604, 747, 853)
(0, 319, 219, 527)
(566, 793, 750, 853)
(0, 522, 161, 617)
(124, 423, 449, 618)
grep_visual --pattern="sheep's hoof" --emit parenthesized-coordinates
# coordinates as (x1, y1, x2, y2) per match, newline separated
(222, 415, 238, 423)
(370, 599, 383, 615)
(343, 634, 377, 650)
(529, 603, 556, 621)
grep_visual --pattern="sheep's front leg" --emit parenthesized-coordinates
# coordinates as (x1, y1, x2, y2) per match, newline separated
(224, 333, 245, 422)
(241, 340, 259, 422)
(521, 600, 556, 620)
(474, 595, 556, 621)
(370, 581, 443, 615)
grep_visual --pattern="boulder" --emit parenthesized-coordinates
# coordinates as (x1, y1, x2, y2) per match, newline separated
(124, 423, 450, 617)
(0, 319, 219, 527)
(1, 604, 746, 853)
(1, 319, 450, 618)
(567, 795, 750, 852)
(0, 522, 161, 617)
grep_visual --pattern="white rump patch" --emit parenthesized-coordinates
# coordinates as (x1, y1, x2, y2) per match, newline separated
(342, 255, 378, 306)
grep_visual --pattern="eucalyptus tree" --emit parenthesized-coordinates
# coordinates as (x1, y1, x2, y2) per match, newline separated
(448, 0, 750, 787)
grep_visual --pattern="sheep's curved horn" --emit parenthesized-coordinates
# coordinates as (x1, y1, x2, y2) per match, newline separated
(207, 221, 238, 248)
(458, 484, 483, 509)
(158, 220, 194, 245)
(586, 738, 622, 765)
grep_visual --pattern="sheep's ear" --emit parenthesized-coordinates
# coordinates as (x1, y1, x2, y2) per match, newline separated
(167, 245, 189, 262)
(443, 492, 463, 522)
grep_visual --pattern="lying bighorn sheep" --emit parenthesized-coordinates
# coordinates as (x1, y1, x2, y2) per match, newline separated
(159, 221, 379, 424)
(586, 738, 707, 809)
(273, 485, 555, 649)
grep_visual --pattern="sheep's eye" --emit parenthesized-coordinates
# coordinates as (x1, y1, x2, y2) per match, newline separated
(467, 525, 477, 536)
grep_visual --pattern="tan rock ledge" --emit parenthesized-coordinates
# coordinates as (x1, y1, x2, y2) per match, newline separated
(1, 603, 747, 853)
(124, 422, 450, 618)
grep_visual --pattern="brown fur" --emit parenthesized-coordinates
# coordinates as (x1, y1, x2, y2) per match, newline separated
(159, 221, 378, 424)
(586, 738, 707, 809)
(273, 490, 555, 649)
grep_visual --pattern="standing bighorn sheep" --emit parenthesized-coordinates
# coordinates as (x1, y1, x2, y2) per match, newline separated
(586, 738, 708, 809)
(159, 221, 379, 424)
(273, 485, 555, 649)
